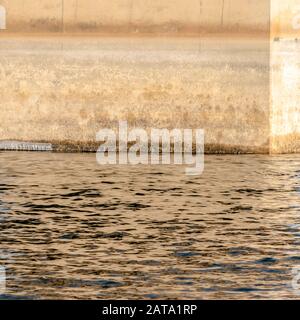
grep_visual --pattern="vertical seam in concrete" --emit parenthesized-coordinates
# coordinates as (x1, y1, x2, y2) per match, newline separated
(61, 0, 64, 33)
(74, 0, 79, 24)
(221, 0, 225, 27)
(129, 0, 133, 31)
(198, 0, 202, 51)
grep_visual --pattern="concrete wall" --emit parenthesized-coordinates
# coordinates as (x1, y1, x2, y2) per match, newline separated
(271, 0, 300, 38)
(270, 0, 300, 153)
(0, 1, 299, 154)
(271, 41, 300, 153)
(0, 37, 271, 153)
(0, 0, 270, 34)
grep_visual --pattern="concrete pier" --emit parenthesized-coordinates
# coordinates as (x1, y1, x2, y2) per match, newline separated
(0, 1, 299, 153)
(271, 0, 300, 153)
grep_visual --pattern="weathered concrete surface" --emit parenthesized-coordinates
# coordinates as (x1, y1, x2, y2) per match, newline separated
(270, 1, 300, 153)
(0, 0, 270, 34)
(271, 0, 300, 38)
(271, 40, 300, 153)
(0, 37, 270, 153)
(0, 1, 299, 154)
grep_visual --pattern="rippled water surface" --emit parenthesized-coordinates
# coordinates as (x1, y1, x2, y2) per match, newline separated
(0, 152, 300, 299)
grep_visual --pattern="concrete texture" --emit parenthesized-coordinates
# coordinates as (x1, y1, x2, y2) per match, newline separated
(0, 1, 299, 154)
(271, 40, 300, 153)
(271, 0, 300, 38)
(0, 0, 270, 34)
(0, 37, 270, 153)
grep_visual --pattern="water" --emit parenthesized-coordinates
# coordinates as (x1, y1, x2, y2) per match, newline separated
(0, 151, 300, 300)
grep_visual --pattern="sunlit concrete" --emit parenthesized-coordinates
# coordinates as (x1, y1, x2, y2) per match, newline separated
(0, 36, 271, 153)
(0, 0, 299, 153)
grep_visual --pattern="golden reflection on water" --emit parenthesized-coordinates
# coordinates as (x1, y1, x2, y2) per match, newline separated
(0, 152, 300, 299)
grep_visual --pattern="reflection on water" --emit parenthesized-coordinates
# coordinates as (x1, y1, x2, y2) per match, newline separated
(0, 152, 300, 300)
